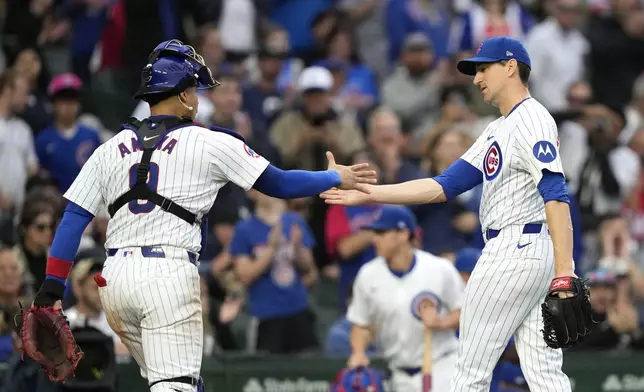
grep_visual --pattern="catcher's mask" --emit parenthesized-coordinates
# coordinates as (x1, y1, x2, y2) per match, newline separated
(134, 39, 220, 102)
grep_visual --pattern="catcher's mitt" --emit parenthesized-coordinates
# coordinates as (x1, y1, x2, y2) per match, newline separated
(541, 276, 594, 349)
(15, 304, 83, 382)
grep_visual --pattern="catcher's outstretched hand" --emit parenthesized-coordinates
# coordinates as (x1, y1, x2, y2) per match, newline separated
(320, 188, 371, 205)
(541, 276, 595, 349)
(326, 151, 377, 193)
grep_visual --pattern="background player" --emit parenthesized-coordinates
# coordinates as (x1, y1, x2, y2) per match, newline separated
(29, 40, 376, 392)
(346, 205, 463, 392)
(322, 36, 586, 391)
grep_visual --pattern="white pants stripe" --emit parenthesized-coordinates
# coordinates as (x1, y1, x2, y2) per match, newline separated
(98, 247, 203, 392)
(449, 226, 572, 392)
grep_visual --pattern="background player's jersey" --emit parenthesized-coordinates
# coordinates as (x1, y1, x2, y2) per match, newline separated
(347, 250, 463, 367)
(461, 98, 564, 232)
(64, 124, 269, 252)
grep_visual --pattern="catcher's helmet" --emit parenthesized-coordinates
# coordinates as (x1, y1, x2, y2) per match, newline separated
(134, 39, 219, 101)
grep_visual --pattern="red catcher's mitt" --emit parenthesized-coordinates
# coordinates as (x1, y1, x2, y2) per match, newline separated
(16, 305, 83, 382)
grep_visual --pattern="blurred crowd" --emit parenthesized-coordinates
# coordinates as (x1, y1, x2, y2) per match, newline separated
(1, 0, 644, 391)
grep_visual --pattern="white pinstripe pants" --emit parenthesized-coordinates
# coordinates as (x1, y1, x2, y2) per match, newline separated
(449, 225, 572, 392)
(97, 247, 203, 392)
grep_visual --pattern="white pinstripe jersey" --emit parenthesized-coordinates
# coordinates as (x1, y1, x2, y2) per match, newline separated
(460, 98, 564, 232)
(64, 124, 269, 253)
(347, 250, 463, 367)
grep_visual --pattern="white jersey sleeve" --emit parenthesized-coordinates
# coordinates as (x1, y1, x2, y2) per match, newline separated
(514, 108, 565, 184)
(202, 132, 270, 191)
(64, 145, 105, 215)
(460, 122, 498, 170)
(346, 269, 372, 327)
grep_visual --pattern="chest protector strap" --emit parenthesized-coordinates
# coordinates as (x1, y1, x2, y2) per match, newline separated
(107, 117, 200, 225)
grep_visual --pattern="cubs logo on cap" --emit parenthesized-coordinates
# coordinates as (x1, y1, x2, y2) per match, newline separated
(484, 141, 503, 181)
(457, 36, 531, 76)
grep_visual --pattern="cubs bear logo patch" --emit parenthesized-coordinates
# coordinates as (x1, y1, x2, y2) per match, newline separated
(411, 291, 441, 321)
(484, 141, 503, 181)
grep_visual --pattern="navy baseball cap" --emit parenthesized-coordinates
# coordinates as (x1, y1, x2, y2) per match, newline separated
(365, 205, 416, 232)
(457, 36, 531, 76)
(454, 248, 482, 274)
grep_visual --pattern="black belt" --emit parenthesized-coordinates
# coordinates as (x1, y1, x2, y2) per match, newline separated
(107, 247, 198, 266)
(485, 223, 543, 240)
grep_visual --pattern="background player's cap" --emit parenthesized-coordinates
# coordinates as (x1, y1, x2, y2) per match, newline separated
(457, 36, 531, 76)
(454, 248, 482, 273)
(364, 205, 416, 232)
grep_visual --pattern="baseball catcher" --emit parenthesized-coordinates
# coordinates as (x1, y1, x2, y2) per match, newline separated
(15, 286, 83, 382)
(541, 276, 594, 349)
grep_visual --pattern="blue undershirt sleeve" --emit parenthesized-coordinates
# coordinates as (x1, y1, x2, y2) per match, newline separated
(45, 202, 94, 284)
(252, 164, 341, 199)
(433, 159, 483, 201)
(537, 170, 570, 204)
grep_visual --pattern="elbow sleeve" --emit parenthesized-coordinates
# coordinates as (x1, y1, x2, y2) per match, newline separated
(433, 159, 483, 201)
(253, 164, 341, 199)
(538, 171, 570, 204)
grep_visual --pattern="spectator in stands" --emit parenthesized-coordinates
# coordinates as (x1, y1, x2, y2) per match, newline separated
(243, 42, 289, 132)
(270, 66, 365, 171)
(206, 72, 280, 164)
(560, 104, 639, 264)
(574, 269, 644, 350)
(454, 248, 481, 283)
(381, 33, 443, 138)
(318, 27, 378, 116)
(585, 0, 644, 109)
(337, 0, 389, 80)
(623, 73, 644, 144)
(2, 0, 55, 59)
(59, 0, 112, 84)
(13, 203, 56, 296)
(325, 279, 376, 358)
(385, 0, 453, 63)
(196, 24, 224, 76)
(325, 153, 381, 304)
(35, 73, 101, 194)
(10, 47, 52, 133)
(524, 0, 588, 111)
(367, 107, 422, 184)
(0, 247, 24, 362)
(415, 127, 479, 258)
(66, 259, 129, 356)
(270, 2, 339, 65)
(454, 0, 534, 53)
(231, 190, 319, 354)
(0, 71, 39, 216)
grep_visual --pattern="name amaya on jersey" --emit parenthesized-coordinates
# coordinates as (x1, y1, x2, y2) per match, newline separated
(64, 123, 269, 253)
(461, 98, 564, 232)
